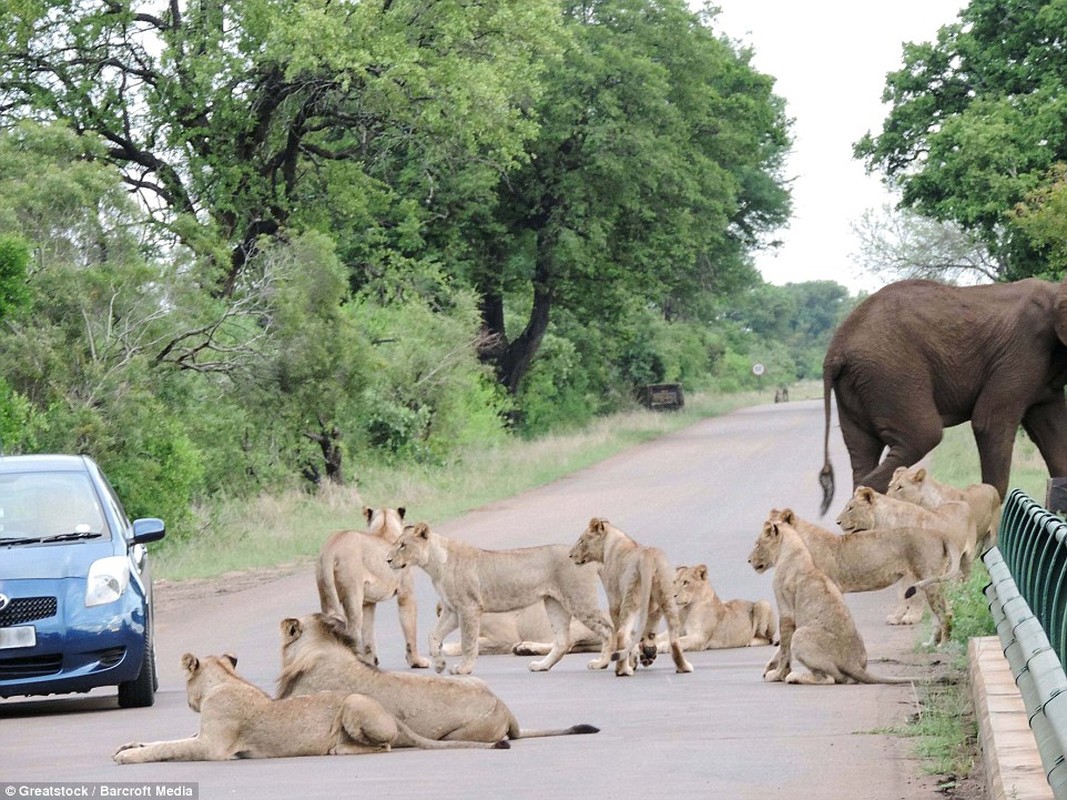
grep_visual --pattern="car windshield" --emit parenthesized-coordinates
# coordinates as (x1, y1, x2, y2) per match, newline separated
(0, 471, 109, 544)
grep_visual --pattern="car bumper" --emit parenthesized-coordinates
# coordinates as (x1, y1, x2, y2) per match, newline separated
(0, 577, 148, 699)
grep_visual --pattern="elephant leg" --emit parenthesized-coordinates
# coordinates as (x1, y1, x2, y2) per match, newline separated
(1023, 400, 1067, 489)
(859, 422, 941, 494)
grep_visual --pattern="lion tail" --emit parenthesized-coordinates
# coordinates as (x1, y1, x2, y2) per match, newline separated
(511, 724, 600, 739)
(395, 720, 510, 750)
(902, 538, 963, 599)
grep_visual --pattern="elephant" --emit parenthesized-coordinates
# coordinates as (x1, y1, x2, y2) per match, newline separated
(818, 277, 1067, 515)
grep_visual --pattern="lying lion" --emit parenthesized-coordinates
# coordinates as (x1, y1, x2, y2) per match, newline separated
(386, 522, 613, 674)
(887, 466, 1002, 554)
(276, 613, 600, 743)
(836, 485, 977, 579)
(748, 520, 919, 685)
(656, 564, 775, 652)
(569, 517, 693, 676)
(114, 652, 506, 763)
(438, 603, 602, 657)
(769, 508, 954, 646)
(316, 506, 429, 669)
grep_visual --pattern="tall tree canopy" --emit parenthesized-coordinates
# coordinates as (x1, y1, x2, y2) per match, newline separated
(469, 0, 791, 392)
(0, 0, 564, 297)
(855, 0, 1067, 279)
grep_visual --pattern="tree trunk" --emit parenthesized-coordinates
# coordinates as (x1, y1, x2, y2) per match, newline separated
(497, 232, 555, 394)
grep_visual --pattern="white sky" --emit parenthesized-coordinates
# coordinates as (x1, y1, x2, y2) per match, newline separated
(708, 0, 968, 294)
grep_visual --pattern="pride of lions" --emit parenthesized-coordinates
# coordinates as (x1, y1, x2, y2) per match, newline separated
(114, 464, 998, 762)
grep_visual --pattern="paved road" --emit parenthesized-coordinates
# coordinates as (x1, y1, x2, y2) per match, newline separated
(1, 399, 943, 799)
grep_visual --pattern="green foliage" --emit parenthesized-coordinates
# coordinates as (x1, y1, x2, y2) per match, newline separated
(855, 0, 1067, 278)
(0, 236, 31, 321)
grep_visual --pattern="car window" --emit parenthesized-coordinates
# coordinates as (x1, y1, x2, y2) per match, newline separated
(0, 471, 109, 541)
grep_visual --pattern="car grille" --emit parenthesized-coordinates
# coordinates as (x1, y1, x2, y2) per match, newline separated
(0, 596, 58, 627)
(0, 653, 62, 680)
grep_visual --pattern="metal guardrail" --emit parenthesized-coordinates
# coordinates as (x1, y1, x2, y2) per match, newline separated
(984, 489, 1067, 797)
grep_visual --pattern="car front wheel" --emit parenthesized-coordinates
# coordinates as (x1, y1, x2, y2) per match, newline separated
(117, 629, 156, 708)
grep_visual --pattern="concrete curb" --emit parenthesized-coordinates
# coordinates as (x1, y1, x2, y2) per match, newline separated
(971, 636, 1054, 800)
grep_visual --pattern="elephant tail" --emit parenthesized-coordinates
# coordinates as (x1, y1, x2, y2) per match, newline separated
(819, 364, 836, 516)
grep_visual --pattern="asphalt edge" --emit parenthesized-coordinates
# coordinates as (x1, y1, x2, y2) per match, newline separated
(970, 635, 1054, 800)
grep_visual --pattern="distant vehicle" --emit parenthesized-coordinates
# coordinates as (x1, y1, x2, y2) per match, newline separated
(0, 454, 165, 707)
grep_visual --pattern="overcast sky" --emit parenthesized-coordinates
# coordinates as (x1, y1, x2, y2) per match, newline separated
(708, 0, 968, 294)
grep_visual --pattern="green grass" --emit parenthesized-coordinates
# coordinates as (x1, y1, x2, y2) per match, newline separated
(155, 384, 810, 580)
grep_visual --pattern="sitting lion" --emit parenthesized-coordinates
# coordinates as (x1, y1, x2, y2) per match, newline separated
(114, 652, 506, 763)
(656, 564, 775, 652)
(887, 467, 1002, 553)
(768, 508, 954, 645)
(747, 520, 919, 685)
(836, 485, 977, 579)
(569, 517, 693, 676)
(438, 603, 602, 657)
(316, 506, 429, 668)
(385, 523, 613, 674)
(276, 613, 600, 743)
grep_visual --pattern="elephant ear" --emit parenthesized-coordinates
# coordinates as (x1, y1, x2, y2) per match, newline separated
(1055, 279, 1067, 345)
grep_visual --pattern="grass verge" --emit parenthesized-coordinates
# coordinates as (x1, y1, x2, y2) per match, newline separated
(892, 424, 1049, 784)
(155, 384, 814, 580)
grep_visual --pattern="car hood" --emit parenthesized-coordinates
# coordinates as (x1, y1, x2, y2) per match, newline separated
(0, 539, 118, 580)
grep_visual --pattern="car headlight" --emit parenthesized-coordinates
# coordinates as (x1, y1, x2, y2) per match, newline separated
(85, 556, 131, 607)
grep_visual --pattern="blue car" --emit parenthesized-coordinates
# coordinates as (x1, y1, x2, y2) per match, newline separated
(0, 454, 165, 708)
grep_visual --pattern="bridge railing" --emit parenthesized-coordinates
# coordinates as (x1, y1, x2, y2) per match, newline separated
(984, 489, 1067, 796)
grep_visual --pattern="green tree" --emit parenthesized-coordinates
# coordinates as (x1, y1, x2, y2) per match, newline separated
(854, 0, 1067, 278)
(467, 0, 791, 394)
(0, 0, 564, 297)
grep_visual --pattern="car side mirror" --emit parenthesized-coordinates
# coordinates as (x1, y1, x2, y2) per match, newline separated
(131, 517, 165, 545)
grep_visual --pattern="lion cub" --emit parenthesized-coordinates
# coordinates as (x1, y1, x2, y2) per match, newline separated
(114, 652, 505, 763)
(569, 517, 693, 676)
(748, 519, 919, 685)
(656, 564, 776, 652)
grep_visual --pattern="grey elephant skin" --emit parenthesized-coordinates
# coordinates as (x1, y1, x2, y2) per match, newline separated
(819, 277, 1067, 514)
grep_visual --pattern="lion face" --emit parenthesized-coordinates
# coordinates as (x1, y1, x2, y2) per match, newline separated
(569, 518, 608, 566)
(835, 486, 879, 533)
(385, 523, 431, 570)
(672, 565, 708, 608)
(885, 468, 926, 505)
(748, 521, 782, 574)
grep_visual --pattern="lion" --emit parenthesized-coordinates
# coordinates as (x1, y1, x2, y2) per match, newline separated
(768, 508, 954, 645)
(747, 520, 921, 685)
(887, 466, 1002, 554)
(569, 517, 693, 676)
(836, 485, 977, 580)
(438, 603, 602, 657)
(655, 564, 776, 652)
(385, 522, 613, 675)
(275, 613, 599, 743)
(114, 652, 506, 763)
(316, 506, 429, 668)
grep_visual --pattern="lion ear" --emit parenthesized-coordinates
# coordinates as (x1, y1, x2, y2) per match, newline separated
(281, 617, 302, 643)
(592, 518, 608, 533)
(413, 522, 430, 540)
(363, 506, 374, 524)
(397, 507, 406, 520)
(695, 564, 708, 581)
(858, 486, 876, 503)
(914, 468, 926, 481)
(180, 653, 199, 674)
(781, 508, 796, 524)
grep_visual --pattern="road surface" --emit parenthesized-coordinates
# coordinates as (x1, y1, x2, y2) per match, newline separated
(1, 399, 945, 799)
